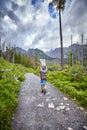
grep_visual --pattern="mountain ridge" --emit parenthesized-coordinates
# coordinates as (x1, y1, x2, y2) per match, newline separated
(15, 47, 53, 60)
(15, 43, 87, 59)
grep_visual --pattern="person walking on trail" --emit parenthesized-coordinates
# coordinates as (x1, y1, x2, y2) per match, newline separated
(40, 59, 47, 94)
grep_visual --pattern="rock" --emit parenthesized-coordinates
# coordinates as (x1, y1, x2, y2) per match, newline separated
(46, 92, 50, 95)
(12, 117, 14, 120)
(85, 112, 87, 115)
(48, 102, 54, 108)
(79, 107, 84, 110)
(52, 98, 56, 101)
(66, 107, 70, 111)
(66, 103, 69, 106)
(68, 127, 74, 130)
(37, 103, 44, 107)
(55, 107, 60, 111)
(46, 98, 50, 102)
(83, 126, 87, 130)
(59, 105, 66, 110)
(63, 97, 68, 100)
(78, 107, 84, 110)
(60, 102, 64, 105)
(12, 114, 15, 120)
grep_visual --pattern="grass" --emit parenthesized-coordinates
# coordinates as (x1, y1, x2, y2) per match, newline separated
(47, 63, 87, 109)
(0, 58, 87, 129)
(0, 58, 33, 130)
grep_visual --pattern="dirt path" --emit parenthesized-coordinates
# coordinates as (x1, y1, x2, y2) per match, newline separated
(11, 73, 87, 130)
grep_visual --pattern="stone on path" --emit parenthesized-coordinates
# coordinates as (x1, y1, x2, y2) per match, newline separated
(66, 103, 69, 106)
(52, 98, 56, 101)
(79, 107, 84, 110)
(68, 127, 74, 130)
(37, 103, 44, 107)
(55, 107, 60, 111)
(63, 97, 68, 100)
(60, 102, 64, 105)
(48, 102, 54, 109)
(46, 98, 50, 102)
(83, 126, 87, 130)
(59, 105, 66, 110)
(65, 107, 70, 111)
(46, 92, 50, 95)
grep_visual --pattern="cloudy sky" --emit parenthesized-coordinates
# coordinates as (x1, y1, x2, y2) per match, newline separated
(0, 0, 87, 51)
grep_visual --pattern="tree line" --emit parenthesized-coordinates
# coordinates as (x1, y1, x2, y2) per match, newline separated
(0, 37, 39, 68)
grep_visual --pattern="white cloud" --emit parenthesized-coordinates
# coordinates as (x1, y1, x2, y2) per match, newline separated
(20, 13, 33, 25)
(35, 12, 50, 27)
(5, 1, 12, 10)
(3, 15, 17, 31)
(0, 0, 87, 51)
(16, 0, 26, 6)
(22, 33, 37, 50)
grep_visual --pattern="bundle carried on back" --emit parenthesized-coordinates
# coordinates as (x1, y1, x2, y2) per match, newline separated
(40, 59, 47, 94)
(40, 71, 47, 80)
(40, 59, 47, 80)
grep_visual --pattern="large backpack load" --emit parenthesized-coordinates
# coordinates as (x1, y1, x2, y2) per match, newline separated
(40, 59, 47, 94)
(40, 59, 47, 80)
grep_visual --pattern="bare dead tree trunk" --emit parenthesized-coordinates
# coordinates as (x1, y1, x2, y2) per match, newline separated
(12, 44, 15, 64)
(59, 8, 64, 70)
(2, 41, 5, 58)
(71, 35, 73, 65)
(77, 42, 80, 62)
(81, 34, 84, 66)
(0, 37, 2, 57)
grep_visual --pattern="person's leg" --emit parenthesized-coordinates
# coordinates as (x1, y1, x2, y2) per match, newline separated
(43, 82, 46, 94)
(41, 80, 46, 94)
(41, 85, 44, 93)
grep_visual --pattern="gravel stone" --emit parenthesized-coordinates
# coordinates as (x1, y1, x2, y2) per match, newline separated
(83, 126, 87, 130)
(11, 73, 87, 130)
(68, 127, 74, 130)
(48, 102, 54, 108)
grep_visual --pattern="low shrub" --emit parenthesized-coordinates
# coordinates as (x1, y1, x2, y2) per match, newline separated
(0, 58, 29, 130)
(47, 63, 87, 109)
(18, 75, 25, 81)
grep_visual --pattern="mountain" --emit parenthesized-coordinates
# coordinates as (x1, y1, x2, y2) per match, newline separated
(15, 47, 53, 60)
(46, 47, 69, 58)
(15, 47, 27, 54)
(15, 43, 87, 61)
(27, 48, 53, 60)
(69, 43, 87, 58)
(46, 43, 87, 59)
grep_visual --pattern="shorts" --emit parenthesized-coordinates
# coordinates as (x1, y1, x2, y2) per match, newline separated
(40, 80, 46, 86)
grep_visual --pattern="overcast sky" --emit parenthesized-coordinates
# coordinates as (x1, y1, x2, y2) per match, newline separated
(0, 0, 87, 51)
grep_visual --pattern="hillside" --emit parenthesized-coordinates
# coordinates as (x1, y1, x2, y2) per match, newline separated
(15, 47, 27, 54)
(15, 47, 53, 60)
(27, 48, 53, 60)
(46, 47, 69, 58)
(46, 44, 87, 59)
(0, 58, 33, 130)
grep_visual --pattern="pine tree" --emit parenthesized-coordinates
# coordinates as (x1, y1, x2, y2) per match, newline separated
(49, 0, 66, 70)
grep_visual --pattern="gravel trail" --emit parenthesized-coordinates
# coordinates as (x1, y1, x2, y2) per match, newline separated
(11, 73, 87, 130)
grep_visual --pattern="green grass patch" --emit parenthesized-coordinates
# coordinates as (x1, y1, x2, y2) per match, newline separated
(47, 63, 87, 109)
(0, 58, 33, 130)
